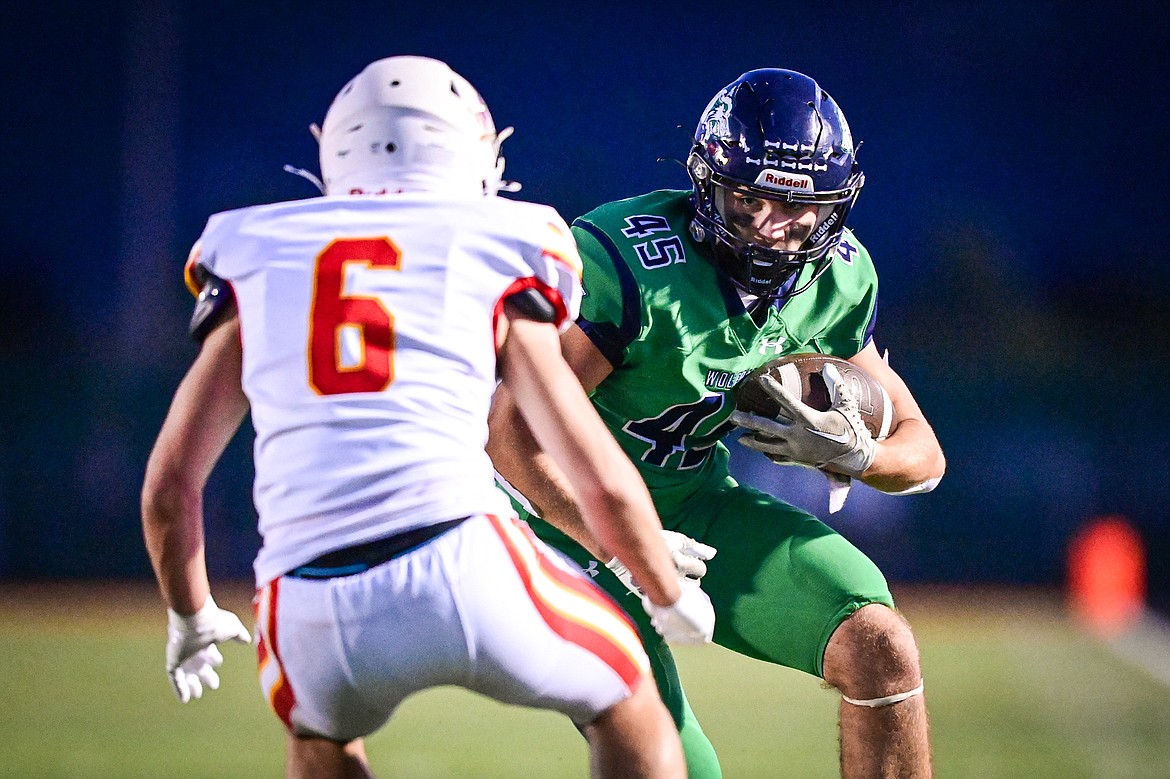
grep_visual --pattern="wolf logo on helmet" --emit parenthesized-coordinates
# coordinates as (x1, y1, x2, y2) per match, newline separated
(686, 68, 865, 301)
(700, 92, 733, 139)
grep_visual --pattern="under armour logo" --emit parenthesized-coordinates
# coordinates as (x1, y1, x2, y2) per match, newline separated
(759, 337, 785, 354)
(583, 560, 600, 578)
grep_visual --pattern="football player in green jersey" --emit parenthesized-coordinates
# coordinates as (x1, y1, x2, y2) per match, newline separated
(488, 68, 945, 778)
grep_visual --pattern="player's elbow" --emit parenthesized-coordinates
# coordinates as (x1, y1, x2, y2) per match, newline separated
(486, 387, 532, 465)
(932, 448, 946, 482)
(864, 442, 945, 495)
(882, 417, 946, 491)
(921, 443, 946, 486)
(141, 462, 202, 531)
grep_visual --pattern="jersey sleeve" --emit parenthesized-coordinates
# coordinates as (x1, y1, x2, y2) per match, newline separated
(182, 211, 235, 292)
(530, 212, 583, 331)
(183, 239, 207, 297)
(809, 232, 880, 356)
(181, 213, 236, 342)
(499, 209, 584, 332)
(570, 218, 642, 367)
(488, 203, 583, 330)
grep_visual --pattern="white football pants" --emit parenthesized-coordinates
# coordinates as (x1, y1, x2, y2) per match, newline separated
(253, 513, 651, 740)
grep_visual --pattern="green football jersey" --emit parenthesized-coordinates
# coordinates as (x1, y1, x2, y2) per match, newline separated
(572, 189, 879, 510)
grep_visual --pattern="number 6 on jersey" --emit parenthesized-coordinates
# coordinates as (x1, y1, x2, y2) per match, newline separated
(308, 237, 402, 395)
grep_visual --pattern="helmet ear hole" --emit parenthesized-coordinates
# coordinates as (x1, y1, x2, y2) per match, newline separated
(385, 143, 397, 153)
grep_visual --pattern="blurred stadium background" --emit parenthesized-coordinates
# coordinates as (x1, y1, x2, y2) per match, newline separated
(2, 1, 1169, 775)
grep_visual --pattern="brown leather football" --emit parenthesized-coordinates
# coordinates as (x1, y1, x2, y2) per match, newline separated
(734, 353, 896, 440)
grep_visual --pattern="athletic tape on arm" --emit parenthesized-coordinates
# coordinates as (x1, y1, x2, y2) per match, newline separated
(841, 680, 924, 708)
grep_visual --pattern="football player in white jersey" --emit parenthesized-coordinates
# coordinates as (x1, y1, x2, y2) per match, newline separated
(141, 56, 716, 779)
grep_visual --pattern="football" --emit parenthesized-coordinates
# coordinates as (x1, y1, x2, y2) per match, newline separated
(734, 353, 896, 440)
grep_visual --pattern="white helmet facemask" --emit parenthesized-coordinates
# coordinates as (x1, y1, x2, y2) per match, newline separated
(315, 56, 516, 196)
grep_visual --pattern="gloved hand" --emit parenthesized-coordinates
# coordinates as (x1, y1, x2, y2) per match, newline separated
(165, 595, 252, 703)
(642, 578, 716, 645)
(606, 530, 718, 596)
(730, 363, 877, 478)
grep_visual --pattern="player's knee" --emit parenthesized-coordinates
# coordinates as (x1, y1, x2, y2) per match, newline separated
(822, 603, 921, 698)
(597, 678, 677, 743)
(285, 734, 371, 779)
(585, 680, 685, 778)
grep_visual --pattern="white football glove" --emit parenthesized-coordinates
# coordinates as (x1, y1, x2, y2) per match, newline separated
(642, 578, 716, 645)
(165, 595, 252, 703)
(730, 363, 877, 478)
(605, 530, 718, 596)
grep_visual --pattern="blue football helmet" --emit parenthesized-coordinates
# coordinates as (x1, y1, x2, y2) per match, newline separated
(687, 68, 864, 300)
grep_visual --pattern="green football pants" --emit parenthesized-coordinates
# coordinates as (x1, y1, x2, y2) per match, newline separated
(526, 476, 894, 778)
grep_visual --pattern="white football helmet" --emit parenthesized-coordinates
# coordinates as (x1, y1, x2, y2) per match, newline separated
(317, 56, 513, 196)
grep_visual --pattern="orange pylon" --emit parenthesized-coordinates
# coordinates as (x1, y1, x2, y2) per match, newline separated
(1067, 516, 1146, 637)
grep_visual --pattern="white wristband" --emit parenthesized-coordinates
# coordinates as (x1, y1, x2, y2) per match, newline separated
(167, 595, 217, 629)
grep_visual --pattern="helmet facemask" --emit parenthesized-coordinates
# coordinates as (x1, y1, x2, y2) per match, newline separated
(686, 69, 864, 301)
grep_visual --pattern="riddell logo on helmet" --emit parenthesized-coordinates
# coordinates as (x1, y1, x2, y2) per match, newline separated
(755, 170, 814, 191)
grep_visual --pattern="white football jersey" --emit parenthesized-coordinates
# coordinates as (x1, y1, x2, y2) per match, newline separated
(188, 193, 583, 585)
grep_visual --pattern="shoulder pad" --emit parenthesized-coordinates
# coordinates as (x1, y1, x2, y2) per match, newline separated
(504, 285, 557, 324)
(188, 272, 235, 343)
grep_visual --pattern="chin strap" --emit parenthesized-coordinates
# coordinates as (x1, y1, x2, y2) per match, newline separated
(841, 680, 924, 708)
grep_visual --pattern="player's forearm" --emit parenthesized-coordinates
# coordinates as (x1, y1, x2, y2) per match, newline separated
(495, 319, 684, 607)
(140, 316, 246, 614)
(141, 471, 211, 615)
(573, 462, 681, 607)
(862, 416, 946, 493)
(487, 385, 605, 559)
(498, 332, 680, 605)
(489, 388, 683, 606)
(531, 410, 681, 606)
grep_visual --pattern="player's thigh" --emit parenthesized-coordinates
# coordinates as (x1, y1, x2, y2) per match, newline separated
(525, 514, 723, 777)
(677, 482, 894, 678)
(458, 514, 652, 726)
(525, 516, 688, 713)
(255, 544, 472, 741)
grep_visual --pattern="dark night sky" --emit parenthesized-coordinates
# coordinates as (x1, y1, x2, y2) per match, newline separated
(5, 2, 1168, 319)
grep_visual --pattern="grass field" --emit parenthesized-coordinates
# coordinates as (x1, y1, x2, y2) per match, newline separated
(1, 581, 1168, 778)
